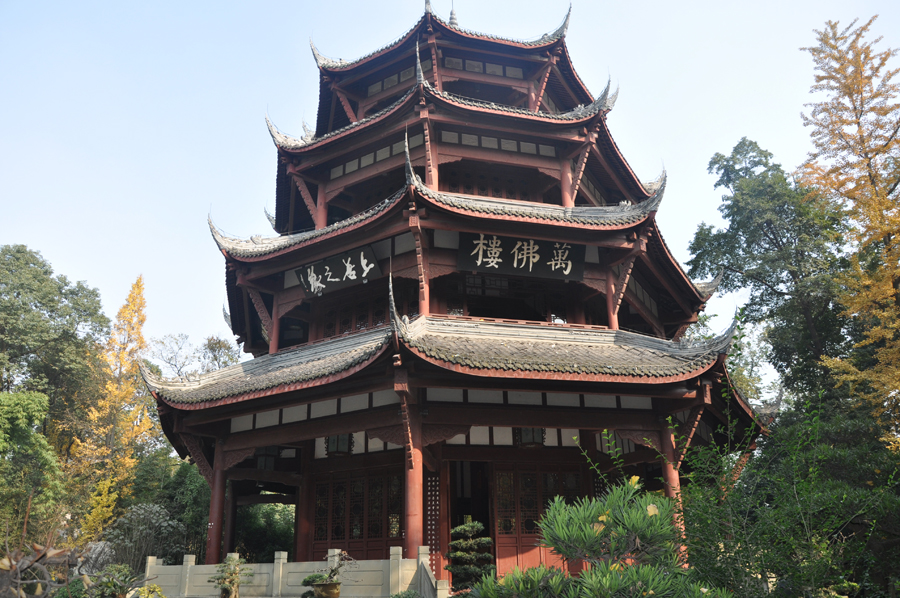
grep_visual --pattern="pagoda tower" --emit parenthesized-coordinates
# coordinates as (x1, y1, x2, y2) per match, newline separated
(143, 4, 760, 574)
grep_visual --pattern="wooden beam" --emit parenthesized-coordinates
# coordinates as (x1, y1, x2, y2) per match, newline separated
(228, 468, 302, 485)
(425, 404, 658, 430)
(224, 408, 401, 451)
(237, 493, 298, 506)
(612, 256, 636, 316)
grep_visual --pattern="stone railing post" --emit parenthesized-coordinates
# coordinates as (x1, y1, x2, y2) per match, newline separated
(389, 546, 402, 595)
(417, 546, 429, 569)
(436, 579, 450, 598)
(273, 551, 287, 597)
(179, 555, 195, 598)
(144, 556, 156, 584)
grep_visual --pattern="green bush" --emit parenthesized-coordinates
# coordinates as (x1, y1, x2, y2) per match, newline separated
(444, 521, 494, 592)
(52, 578, 87, 598)
(300, 574, 327, 598)
(473, 478, 730, 598)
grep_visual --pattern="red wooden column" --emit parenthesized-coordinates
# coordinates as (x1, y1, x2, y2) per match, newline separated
(206, 440, 226, 564)
(294, 441, 313, 562)
(268, 302, 280, 354)
(404, 406, 424, 558)
(560, 158, 575, 208)
(223, 480, 237, 554)
(315, 183, 328, 230)
(605, 270, 619, 330)
(660, 424, 681, 499)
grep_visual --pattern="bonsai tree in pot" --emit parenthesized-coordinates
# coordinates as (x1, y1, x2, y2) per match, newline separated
(208, 555, 252, 598)
(304, 552, 357, 598)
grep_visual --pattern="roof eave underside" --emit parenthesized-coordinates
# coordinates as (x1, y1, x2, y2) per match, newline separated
(647, 221, 706, 302)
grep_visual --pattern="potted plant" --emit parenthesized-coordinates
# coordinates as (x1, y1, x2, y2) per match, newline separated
(309, 551, 357, 598)
(208, 555, 253, 598)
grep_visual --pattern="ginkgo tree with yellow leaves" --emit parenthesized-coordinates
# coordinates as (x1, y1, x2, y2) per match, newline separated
(473, 477, 728, 598)
(69, 276, 159, 538)
(799, 16, 900, 445)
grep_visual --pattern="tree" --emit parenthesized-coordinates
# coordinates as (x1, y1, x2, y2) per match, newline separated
(150, 334, 240, 377)
(799, 17, 900, 441)
(474, 478, 729, 598)
(688, 139, 850, 399)
(70, 276, 154, 523)
(682, 405, 900, 597)
(0, 391, 64, 538)
(0, 245, 109, 458)
(444, 521, 494, 593)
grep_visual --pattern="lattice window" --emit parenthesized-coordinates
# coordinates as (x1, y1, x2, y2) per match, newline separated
(339, 306, 353, 335)
(496, 471, 516, 535)
(355, 302, 369, 330)
(314, 483, 329, 541)
(425, 472, 441, 572)
(368, 477, 384, 538)
(519, 471, 540, 535)
(332, 481, 347, 540)
(349, 477, 366, 540)
(323, 310, 337, 338)
(372, 298, 387, 326)
(388, 474, 403, 538)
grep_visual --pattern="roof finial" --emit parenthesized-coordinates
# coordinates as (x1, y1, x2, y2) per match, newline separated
(424, 0, 433, 13)
(415, 41, 425, 86)
(404, 129, 415, 186)
(449, 0, 458, 27)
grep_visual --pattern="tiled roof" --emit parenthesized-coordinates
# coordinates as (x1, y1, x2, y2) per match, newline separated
(309, 6, 571, 72)
(267, 86, 417, 151)
(403, 142, 665, 227)
(431, 5, 571, 48)
(142, 327, 393, 406)
(427, 79, 617, 121)
(396, 313, 736, 381)
(209, 188, 406, 259)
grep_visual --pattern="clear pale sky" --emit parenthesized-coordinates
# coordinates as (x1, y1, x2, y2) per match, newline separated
(2, 1, 898, 346)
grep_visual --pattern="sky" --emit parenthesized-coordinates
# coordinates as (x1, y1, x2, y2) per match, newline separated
(2, 0, 899, 349)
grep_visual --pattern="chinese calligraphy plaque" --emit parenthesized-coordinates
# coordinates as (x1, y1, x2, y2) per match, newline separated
(297, 245, 383, 295)
(457, 232, 585, 281)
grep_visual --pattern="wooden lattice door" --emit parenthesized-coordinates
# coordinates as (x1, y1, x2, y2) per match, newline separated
(312, 469, 404, 560)
(493, 465, 584, 575)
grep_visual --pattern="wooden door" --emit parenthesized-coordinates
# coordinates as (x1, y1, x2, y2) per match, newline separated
(493, 465, 584, 576)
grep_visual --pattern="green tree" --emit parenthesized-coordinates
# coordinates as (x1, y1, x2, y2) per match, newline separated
(0, 245, 109, 458)
(444, 521, 494, 592)
(688, 139, 850, 399)
(0, 391, 64, 538)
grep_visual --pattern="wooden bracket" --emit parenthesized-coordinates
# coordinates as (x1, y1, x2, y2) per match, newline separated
(247, 288, 273, 336)
(612, 255, 636, 316)
(292, 176, 318, 220)
(180, 433, 213, 487)
(530, 62, 553, 111)
(570, 143, 592, 201)
(394, 369, 416, 469)
(334, 89, 358, 124)
(675, 404, 706, 468)
(223, 448, 255, 470)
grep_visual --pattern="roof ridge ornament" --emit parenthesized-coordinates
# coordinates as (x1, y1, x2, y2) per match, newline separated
(424, 0, 433, 13)
(449, 0, 458, 27)
(309, 38, 348, 69)
(266, 115, 316, 149)
(540, 3, 571, 42)
(264, 206, 276, 230)
(693, 267, 725, 298)
(415, 41, 425, 87)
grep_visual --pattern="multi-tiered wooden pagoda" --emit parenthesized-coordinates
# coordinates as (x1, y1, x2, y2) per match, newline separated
(143, 3, 760, 576)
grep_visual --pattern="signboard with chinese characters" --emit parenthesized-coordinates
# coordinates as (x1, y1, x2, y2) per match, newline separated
(296, 245, 383, 295)
(457, 232, 585, 281)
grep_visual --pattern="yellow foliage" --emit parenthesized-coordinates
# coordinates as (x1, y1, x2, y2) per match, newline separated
(80, 477, 118, 543)
(800, 16, 900, 443)
(68, 276, 158, 521)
